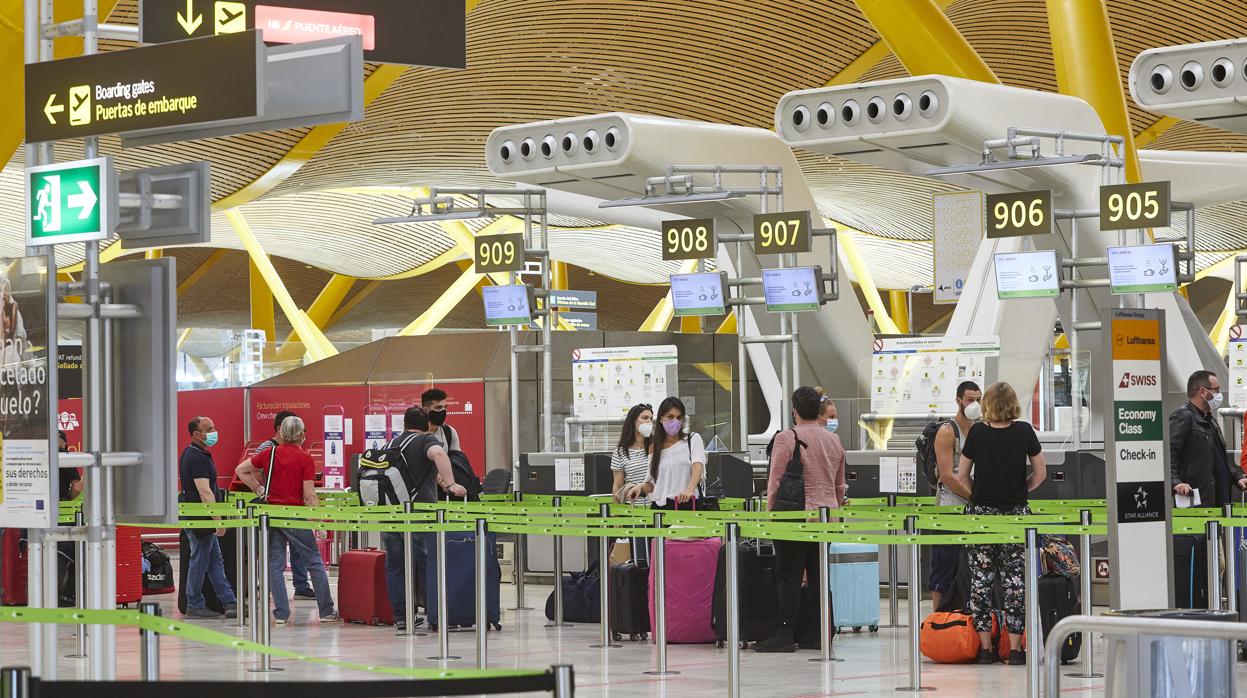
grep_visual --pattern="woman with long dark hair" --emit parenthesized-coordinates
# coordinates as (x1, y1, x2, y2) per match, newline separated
(622, 397, 705, 509)
(610, 403, 654, 502)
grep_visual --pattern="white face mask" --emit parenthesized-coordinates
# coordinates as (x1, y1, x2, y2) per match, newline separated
(963, 401, 982, 421)
(1208, 392, 1224, 412)
(637, 422, 654, 439)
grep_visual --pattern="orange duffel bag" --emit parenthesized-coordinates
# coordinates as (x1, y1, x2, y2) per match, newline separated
(919, 612, 981, 664)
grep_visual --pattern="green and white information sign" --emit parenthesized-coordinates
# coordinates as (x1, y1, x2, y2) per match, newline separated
(1107, 244, 1177, 295)
(25, 157, 114, 247)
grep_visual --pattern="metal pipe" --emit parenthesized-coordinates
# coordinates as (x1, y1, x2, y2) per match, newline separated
(780, 313, 790, 430)
(402, 501, 416, 636)
(860, 413, 955, 425)
(509, 326, 520, 488)
(541, 209, 553, 450)
(513, 491, 531, 610)
(427, 509, 458, 660)
(1066, 510, 1101, 679)
(1046, 615, 1247, 696)
(1208, 520, 1223, 611)
(590, 503, 620, 649)
(246, 507, 259, 646)
(235, 500, 246, 628)
(1225, 505, 1238, 615)
(811, 506, 839, 663)
(1070, 217, 1081, 453)
(644, 513, 677, 675)
(552, 664, 575, 698)
(548, 496, 568, 627)
(886, 494, 900, 628)
(1, 666, 32, 698)
(72, 510, 88, 657)
(254, 515, 272, 672)
(139, 603, 160, 681)
(899, 517, 929, 692)
(40, 528, 57, 670)
(1025, 528, 1040, 698)
(475, 518, 488, 669)
(739, 334, 799, 344)
(58, 451, 143, 469)
(725, 522, 740, 698)
(25, 531, 44, 677)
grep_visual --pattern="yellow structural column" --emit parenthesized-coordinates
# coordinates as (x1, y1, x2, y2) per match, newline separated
(854, 0, 999, 82)
(249, 257, 277, 342)
(889, 290, 910, 333)
(275, 274, 355, 362)
(1046, 0, 1141, 183)
(641, 260, 700, 331)
(840, 231, 901, 334)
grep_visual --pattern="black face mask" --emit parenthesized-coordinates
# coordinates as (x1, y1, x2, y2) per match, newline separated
(428, 409, 447, 427)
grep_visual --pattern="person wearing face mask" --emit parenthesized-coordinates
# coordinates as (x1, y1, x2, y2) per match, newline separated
(929, 381, 980, 610)
(236, 416, 340, 625)
(622, 397, 705, 509)
(421, 388, 462, 453)
(179, 416, 238, 619)
(1171, 370, 1247, 508)
(611, 404, 654, 502)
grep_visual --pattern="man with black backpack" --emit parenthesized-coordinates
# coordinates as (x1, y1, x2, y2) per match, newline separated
(380, 406, 465, 630)
(422, 388, 483, 500)
(921, 380, 980, 611)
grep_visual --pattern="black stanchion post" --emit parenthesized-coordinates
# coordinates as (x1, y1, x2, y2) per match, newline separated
(400, 500, 416, 637)
(726, 521, 740, 698)
(643, 512, 677, 676)
(138, 602, 161, 681)
(475, 518, 489, 670)
(896, 515, 932, 693)
(590, 502, 620, 649)
(1067, 509, 1102, 679)
(0, 667, 31, 698)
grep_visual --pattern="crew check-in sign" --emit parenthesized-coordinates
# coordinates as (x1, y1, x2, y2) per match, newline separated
(140, 0, 467, 67)
(1104, 307, 1174, 610)
(24, 30, 261, 143)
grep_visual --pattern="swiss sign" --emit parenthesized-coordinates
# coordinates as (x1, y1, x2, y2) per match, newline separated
(26, 157, 115, 246)
(139, 0, 466, 67)
(24, 30, 261, 143)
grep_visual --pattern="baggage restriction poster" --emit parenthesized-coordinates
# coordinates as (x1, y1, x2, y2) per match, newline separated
(870, 336, 998, 415)
(0, 258, 52, 529)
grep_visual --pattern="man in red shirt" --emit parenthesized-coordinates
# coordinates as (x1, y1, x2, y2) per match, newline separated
(236, 415, 340, 625)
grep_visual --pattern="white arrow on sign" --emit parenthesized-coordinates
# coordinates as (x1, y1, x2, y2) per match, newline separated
(44, 93, 64, 124)
(66, 180, 97, 220)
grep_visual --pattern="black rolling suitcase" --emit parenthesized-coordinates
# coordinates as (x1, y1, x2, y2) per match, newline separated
(1038, 573, 1081, 663)
(608, 536, 650, 642)
(712, 538, 778, 647)
(177, 529, 242, 615)
(1173, 533, 1209, 609)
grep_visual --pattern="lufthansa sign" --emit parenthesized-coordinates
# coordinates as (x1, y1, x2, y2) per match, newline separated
(24, 31, 261, 143)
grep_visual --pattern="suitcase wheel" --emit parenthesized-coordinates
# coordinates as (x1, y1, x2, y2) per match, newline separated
(630, 633, 646, 642)
(852, 626, 861, 633)
(869, 625, 879, 633)
(716, 640, 724, 649)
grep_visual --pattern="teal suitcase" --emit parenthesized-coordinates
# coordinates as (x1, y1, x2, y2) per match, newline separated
(828, 542, 880, 633)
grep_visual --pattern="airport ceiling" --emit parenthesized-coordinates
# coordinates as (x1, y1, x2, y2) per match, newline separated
(4, 0, 1247, 337)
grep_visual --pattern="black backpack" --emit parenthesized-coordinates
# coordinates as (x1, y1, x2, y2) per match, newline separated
(915, 419, 956, 493)
(445, 450, 483, 502)
(357, 433, 423, 506)
(771, 429, 806, 512)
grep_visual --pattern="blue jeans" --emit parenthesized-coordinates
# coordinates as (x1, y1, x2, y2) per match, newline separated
(186, 533, 236, 610)
(268, 528, 335, 620)
(289, 549, 312, 594)
(382, 531, 426, 620)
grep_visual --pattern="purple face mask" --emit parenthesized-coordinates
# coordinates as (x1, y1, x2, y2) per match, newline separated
(662, 418, 682, 437)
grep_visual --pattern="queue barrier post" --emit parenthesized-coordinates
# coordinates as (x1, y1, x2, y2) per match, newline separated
(811, 506, 842, 664)
(725, 521, 740, 698)
(68, 510, 87, 658)
(1024, 528, 1040, 698)
(552, 664, 575, 698)
(1067, 509, 1102, 679)
(1224, 505, 1238, 615)
(138, 602, 160, 681)
(247, 514, 281, 673)
(590, 503, 620, 649)
(546, 496, 570, 628)
(643, 512, 677, 676)
(400, 501, 416, 637)
(1207, 519, 1223, 611)
(234, 499, 247, 628)
(428, 508, 460, 661)
(513, 491, 533, 611)
(0, 666, 31, 698)
(246, 507, 259, 647)
(896, 516, 932, 693)
(884, 494, 902, 629)
(475, 518, 489, 670)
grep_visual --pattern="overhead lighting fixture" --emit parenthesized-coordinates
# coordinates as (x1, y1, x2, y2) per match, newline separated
(924, 153, 1104, 177)
(373, 210, 488, 224)
(598, 191, 747, 209)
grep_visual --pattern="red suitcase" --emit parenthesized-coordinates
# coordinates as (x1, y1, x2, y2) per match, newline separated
(338, 549, 394, 625)
(1, 529, 27, 606)
(115, 526, 142, 605)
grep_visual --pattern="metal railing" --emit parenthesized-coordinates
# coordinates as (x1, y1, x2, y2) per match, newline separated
(1044, 615, 1247, 697)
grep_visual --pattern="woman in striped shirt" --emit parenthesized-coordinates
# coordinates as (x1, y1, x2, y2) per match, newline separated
(611, 403, 654, 502)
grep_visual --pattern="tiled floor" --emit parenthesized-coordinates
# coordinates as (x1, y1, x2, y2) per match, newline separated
(3, 573, 1243, 697)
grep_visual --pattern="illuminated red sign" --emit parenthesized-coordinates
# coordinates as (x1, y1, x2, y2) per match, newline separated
(255, 5, 376, 50)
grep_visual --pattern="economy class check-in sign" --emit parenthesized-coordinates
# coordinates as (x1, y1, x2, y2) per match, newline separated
(140, 0, 466, 68)
(24, 30, 261, 143)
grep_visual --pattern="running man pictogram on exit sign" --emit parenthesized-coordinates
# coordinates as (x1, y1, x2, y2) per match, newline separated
(26, 157, 115, 246)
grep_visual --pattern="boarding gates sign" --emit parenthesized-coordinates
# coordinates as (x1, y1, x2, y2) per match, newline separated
(0, 259, 53, 529)
(1103, 307, 1174, 610)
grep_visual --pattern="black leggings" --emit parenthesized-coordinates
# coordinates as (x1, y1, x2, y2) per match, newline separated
(775, 539, 820, 627)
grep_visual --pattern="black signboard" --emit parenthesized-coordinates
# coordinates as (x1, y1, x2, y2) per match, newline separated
(753, 210, 813, 255)
(474, 233, 525, 274)
(661, 218, 716, 260)
(140, 0, 466, 68)
(58, 344, 83, 400)
(985, 189, 1053, 238)
(1115, 481, 1167, 524)
(1099, 181, 1172, 231)
(25, 30, 261, 143)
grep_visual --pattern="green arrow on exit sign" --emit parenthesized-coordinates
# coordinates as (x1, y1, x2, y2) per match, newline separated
(26, 157, 115, 246)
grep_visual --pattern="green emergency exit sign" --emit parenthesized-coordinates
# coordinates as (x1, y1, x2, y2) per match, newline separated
(26, 157, 114, 246)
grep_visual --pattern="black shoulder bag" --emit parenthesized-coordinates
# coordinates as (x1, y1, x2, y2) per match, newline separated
(249, 446, 277, 505)
(771, 428, 807, 512)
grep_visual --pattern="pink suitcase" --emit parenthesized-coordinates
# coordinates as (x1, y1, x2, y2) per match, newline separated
(648, 537, 721, 644)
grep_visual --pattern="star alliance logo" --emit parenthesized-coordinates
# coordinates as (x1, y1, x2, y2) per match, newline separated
(1134, 486, 1148, 510)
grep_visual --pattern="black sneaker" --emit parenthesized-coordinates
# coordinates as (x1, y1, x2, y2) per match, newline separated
(797, 641, 821, 651)
(293, 590, 316, 600)
(753, 634, 797, 653)
(1007, 650, 1026, 666)
(977, 649, 998, 665)
(186, 607, 222, 619)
